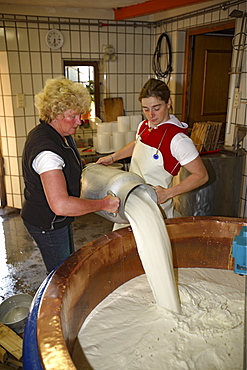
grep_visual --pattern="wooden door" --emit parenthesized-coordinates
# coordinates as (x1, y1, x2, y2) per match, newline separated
(183, 24, 234, 142)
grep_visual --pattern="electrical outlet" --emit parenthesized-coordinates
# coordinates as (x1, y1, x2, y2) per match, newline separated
(233, 91, 241, 109)
(17, 93, 25, 108)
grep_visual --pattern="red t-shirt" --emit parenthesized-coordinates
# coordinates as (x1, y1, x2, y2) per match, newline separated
(138, 120, 188, 175)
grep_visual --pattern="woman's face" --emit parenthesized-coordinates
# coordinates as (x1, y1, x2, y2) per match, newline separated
(53, 109, 81, 137)
(141, 96, 171, 127)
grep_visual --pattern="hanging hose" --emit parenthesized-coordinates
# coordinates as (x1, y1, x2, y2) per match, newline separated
(152, 33, 173, 81)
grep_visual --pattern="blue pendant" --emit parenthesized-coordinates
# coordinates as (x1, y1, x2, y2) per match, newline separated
(153, 153, 159, 160)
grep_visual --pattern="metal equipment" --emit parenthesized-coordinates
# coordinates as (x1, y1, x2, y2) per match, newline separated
(232, 226, 247, 370)
(81, 163, 157, 223)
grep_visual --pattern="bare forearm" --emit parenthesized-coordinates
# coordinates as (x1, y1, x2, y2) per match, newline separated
(97, 141, 135, 165)
(112, 141, 135, 161)
(41, 170, 120, 216)
(50, 195, 111, 217)
(155, 156, 208, 204)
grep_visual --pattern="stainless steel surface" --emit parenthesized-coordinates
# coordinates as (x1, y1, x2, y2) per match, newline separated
(0, 293, 33, 333)
(81, 163, 157, 223)
(174, 150, 245, 217)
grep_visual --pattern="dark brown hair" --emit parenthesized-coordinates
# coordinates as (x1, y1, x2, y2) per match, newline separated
(138, 78, 170, 103)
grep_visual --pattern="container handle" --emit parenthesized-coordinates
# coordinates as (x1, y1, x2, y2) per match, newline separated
(107, 190, 117, 217)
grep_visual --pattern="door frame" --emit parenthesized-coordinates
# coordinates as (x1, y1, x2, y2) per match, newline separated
(182, 20, 235, 123)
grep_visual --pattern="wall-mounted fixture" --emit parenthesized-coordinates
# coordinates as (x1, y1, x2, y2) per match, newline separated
(103, 45, 116, 62)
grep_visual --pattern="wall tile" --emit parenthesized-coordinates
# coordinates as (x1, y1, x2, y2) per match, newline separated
(0, 117, 6, 136)
(20, 52, 31, 73)
(15, 116, 26, 137)
(0, 51, 9, 73)
(1, 74, 11, 95)
(17, 28, 29, 51)
(28, 28, 40, 52)
(0, 96, 4, 116)
(5, 28, 18, 50)
(23, 95, 36, 116)
(32, 75, 43, 96)
(13, 194, 22, 209)
(71, 31, 80, 52)
(51, 53, 62, 74)
(81, 32, 90, 52)
(3, 156, 10, 176)
(90, 32, 99, 53)
(1, 137, 8, 156)
(9, 156, 19, 175)
(11, 175, 21, 194)
(7, 137, 17, 157)
(17, 136, 26, 156)
(117, 33, 126, 52)
(25, 116, 36, 134)
(41, 53, 52, 74)
(31, 52, 42, 73)
(6, 193, 13, 207)
(0, 28, 6, 51)
(10, 74, 22, 95)
(117, 74, 126, 94)
(7, 52, 20, 74)
(126, 55, 134, 74)
(3, 96, 13, 116)
(22, 74, 33, 95)
(61, 30, 70, 52)
(40, 29, 49, 51)
(6, 116, 15, 137)
(4, 175, 11, 193)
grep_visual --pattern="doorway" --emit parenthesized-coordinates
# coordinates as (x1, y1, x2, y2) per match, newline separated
(182, 21, 235, 142)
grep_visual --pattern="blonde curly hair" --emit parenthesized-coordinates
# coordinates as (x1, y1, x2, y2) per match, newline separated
(35, 76, 92, 123)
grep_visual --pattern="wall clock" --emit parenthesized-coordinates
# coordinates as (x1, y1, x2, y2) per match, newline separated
(45, 29, 64, 49)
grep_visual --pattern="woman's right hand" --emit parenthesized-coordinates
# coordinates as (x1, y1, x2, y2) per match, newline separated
(104, 194, 120, 213)
(96, 155, 114, 165)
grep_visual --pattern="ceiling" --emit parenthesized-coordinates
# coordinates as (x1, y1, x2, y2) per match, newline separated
(2, 0, 210, 20)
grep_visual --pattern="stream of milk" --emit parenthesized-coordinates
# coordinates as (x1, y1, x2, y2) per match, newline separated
(77, 186, 245, 369)
(124, 186, 181, 313)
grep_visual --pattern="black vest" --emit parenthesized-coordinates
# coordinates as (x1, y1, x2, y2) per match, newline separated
(21, 120, 83, 230)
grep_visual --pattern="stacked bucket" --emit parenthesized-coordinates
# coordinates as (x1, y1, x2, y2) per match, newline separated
(95, 115, 142, 153)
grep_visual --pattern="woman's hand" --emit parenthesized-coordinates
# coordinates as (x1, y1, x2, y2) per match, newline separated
(96, 155, 114, 165)
(155, 186, 172, 204)
(103, 194, 120, 213)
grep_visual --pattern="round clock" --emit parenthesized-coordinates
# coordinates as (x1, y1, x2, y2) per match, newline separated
(45, 29, 64, 50)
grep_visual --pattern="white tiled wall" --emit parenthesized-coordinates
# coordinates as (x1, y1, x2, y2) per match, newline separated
(0, 1, 246, 217)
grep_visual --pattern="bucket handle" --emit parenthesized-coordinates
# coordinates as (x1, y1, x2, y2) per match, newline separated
(107, 190, 118, 218)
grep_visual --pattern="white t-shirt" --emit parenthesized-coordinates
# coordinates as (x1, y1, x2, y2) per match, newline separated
(171, 134, 198, 166)
(32, 151, 65, 175)
(137, 115, 199, 167)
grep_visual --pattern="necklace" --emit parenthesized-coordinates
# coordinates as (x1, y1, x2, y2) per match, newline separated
(153, 128, 168, 160)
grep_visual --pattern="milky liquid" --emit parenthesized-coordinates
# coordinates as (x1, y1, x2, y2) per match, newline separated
(124, 186, 181, 313)
(78, 269, 244, 370)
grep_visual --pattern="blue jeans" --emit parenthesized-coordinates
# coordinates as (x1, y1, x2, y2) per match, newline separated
(24, 221, 75, 274)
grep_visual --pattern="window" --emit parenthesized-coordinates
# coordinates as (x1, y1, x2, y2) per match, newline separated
(64, 61, 100, 118)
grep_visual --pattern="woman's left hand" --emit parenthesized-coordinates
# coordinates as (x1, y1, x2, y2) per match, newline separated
(155, 186, 172, 204)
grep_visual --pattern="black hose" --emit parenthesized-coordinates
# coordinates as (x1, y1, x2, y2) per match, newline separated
(152, 33, 173, 81)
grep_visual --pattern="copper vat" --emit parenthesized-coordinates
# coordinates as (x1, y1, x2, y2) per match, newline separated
(25, 216, 246, 369)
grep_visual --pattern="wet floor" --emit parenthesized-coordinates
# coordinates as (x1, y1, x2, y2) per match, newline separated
(0, 207, 113, 304)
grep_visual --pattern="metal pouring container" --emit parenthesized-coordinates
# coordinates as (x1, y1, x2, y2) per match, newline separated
(81, 163, 157, 223)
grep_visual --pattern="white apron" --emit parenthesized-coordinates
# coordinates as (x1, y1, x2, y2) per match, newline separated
(130, 137, 180, 219)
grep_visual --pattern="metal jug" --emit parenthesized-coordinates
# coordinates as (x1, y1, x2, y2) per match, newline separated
(81, 163, 157, 223)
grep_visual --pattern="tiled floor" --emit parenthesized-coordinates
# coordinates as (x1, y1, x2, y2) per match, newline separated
(0, 207, 113, 304)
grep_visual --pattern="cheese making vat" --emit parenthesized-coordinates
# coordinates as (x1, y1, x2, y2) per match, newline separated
(23, 216, 247, 369)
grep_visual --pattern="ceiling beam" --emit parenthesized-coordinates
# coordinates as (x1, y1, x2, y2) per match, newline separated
(114, 0, 209, 20)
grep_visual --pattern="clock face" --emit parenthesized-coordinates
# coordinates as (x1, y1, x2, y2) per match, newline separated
(45, 29, 64, 49)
